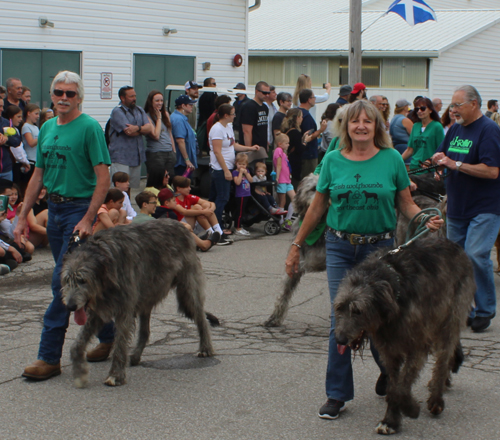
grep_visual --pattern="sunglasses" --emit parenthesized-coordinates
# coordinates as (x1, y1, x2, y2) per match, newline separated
(258, 90, 271, 95)
(415, 106, 427, 112)
(53, 89, 77, 98)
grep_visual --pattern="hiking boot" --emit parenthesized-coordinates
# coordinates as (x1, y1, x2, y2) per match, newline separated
(22, 360, 61, 381)
(318, 399, 345, 419)
(376, 373, 388, 396)
(86, 342, 113, 362)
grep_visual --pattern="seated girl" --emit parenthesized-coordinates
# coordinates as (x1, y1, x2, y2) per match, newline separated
(92, 188, 127, 234)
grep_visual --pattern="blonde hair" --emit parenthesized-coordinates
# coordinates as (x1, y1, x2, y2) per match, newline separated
(255, 162, 267, 172)
(235, 152, 248, 165)
(490, 112, 500, 126)
(293, 74, 312, 106)
(280, 108, 302, 132)
(275, 133, 289, 146)
(339, 100, 393, 153)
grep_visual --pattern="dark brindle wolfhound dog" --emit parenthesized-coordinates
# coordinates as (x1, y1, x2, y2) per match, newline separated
(334, 237, 474, 435)
(61, 220, 217, 388)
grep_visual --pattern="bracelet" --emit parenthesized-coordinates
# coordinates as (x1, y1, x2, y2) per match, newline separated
(291, 242, 302, 249)
(137, 126, 141, 134)
(184, 157, 190, 161)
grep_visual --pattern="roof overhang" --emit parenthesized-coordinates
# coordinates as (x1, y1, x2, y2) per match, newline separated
(249, 50, 439, 58)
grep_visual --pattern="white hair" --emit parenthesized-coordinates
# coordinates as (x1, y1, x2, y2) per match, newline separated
(455, 85, 481, 108)
(50, 71, 84, 101)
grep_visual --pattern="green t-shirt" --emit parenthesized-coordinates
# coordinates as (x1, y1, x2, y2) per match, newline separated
(132, 213, 155, 224)
(36, 114, 111, 198)
(408, 120, 445, 170)
(317, 148, 410, 234)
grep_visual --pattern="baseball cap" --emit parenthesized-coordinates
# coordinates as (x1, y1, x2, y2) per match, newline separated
(351, 82, 366, 94)
(158, 188, 174, 204)
(395, 98, 411, 109)
(234, 82, 246, 90)
(339, 85, 352, 96)
(175, 95, 197, 106)
(184, 80, 202, 90)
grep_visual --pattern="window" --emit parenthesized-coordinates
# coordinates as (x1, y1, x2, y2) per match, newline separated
(381, 58, 428, 88)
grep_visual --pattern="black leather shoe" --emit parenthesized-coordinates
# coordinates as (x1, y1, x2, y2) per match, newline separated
(471, 316, 492, 333)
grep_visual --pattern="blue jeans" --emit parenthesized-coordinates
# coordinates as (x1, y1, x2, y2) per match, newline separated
(447, 213, 500, 318)
(0, 170, 13, 180)
(325, 230, 393, 402)
(38, 199, 115, 365)
(209, 168, 231, 225)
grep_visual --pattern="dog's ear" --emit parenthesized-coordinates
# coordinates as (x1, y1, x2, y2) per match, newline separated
(373, 280, 400, 319)
(349, 301, 363, 316)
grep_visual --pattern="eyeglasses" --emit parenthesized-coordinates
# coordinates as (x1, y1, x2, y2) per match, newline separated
(449, 101, 470, 109)
(415, 106, 427, 112)
(147, 201, 157, 205)
(229, 113, 236, 116)
(210, 83, 216, 86)
(258, 90, 271, 95)
(53, 89, 77, 98)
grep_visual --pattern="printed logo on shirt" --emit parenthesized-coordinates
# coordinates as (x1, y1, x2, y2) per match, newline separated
(257, 110, 268, 126)
(41, 136, 70, 170)
(334, 181, 382, 212)
(448, 136, 473, 154)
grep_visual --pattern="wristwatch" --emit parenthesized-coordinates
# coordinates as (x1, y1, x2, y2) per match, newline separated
(456, 161, 463, 171)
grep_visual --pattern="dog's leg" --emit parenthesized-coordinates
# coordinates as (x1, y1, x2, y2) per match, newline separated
(376, 357, 403, 435)
(71, 313, 103, 388)
(105, 312, 134, 387)
(130, 312, 151, 366)
(427, 346, 456, 415)
(264, 271, 304, 327)
(397, 354, 426, 419)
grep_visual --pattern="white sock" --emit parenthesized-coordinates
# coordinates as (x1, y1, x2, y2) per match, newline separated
(285, 203, 294, 220)
(213, 224, 223, 234)
(206, 227, 214, 233)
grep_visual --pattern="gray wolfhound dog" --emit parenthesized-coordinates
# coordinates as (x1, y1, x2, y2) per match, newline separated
(264, 173, 326, 327)
(334, 237, 474, 435)
(61, 219, 216, 388)
(264, 173, 446, 327)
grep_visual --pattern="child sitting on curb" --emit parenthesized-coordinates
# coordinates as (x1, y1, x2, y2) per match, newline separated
(93, 188, 127, 233)
(158, 188, 219, 252)
(171, 176, 224, 239)
(132, 191, 157, 224)
(253, 162, 287, 216)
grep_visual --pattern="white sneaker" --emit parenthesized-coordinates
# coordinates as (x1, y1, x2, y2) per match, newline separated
(235, 228, 250, 236)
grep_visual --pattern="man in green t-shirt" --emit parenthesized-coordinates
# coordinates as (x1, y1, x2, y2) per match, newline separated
(14, 71, 115, 381)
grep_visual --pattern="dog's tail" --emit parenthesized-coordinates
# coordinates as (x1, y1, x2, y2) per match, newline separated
(451, 341, 464, 374)
(205, 312, 220, 327)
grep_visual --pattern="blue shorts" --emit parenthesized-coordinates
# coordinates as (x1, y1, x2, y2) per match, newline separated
(276, 183, 294, 194)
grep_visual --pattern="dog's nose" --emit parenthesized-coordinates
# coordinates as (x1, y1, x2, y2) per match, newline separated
(66, 303, 77, 312)
(336, 335, 348, 346)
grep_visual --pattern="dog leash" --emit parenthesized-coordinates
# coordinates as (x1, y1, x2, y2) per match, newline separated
(66, 230, 82, 254)
(387, 208, 442, 255)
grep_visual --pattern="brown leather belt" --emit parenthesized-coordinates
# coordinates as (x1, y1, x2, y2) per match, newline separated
(328, 227, 395, 245)
(48, 194, 76, 204)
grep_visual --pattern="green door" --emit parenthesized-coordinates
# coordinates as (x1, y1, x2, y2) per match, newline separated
(1, 49, 80, 109)
(134, 54, 195, 113)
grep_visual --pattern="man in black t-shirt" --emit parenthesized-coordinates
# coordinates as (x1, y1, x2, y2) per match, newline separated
(240, 81, 270, 149)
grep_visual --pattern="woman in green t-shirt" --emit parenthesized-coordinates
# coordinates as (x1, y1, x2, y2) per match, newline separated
(284, 100, 443, 420)
(402, 97, 445, 171)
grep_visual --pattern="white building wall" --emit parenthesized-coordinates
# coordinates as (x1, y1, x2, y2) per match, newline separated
(0, 0, 248, 124)
(430, 23, 500, 111)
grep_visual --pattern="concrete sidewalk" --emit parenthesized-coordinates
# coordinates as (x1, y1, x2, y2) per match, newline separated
(1, 223, 500, 439)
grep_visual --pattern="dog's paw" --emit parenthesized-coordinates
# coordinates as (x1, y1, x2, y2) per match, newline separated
(263, 317, 281, 327)
(197, 349, 215, 358)
(104, 375, 126, 387)
(375, 422, 397, 435)
(427, 397, 445, 415)
(129, 355, 141, 366)
(74, 374, 88, 389)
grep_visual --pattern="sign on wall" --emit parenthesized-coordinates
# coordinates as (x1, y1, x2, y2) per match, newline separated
(100, 72, 113, 99)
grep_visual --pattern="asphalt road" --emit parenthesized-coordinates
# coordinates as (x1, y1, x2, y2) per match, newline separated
(1, 224, 499, 440)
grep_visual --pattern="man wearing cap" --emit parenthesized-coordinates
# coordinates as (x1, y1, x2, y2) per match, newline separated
(109, 86, 153, 188)
(171, 95, 198, 175)
(336, 85, 352, 106)
(233, 83, 249, 143)
(185, 81, 202, 130)
(350, 82, 367, 102)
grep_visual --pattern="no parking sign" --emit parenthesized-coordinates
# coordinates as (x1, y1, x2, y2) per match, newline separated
(100, 73, 113, 99)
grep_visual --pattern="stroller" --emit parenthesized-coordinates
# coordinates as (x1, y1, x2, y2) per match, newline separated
(222, 167, 283, 236)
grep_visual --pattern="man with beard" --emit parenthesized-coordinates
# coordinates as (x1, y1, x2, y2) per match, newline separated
(108, 86, 153, 188)
(184, 80, 202, 130)
(432, 85, 500, 333)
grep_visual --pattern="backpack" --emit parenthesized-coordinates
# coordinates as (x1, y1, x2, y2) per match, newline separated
(104, 106, 127, 147)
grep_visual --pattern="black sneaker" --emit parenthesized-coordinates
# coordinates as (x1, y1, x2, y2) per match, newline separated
(209, 231, 221, 245)
(318, 399, 345, 419)
(375, 373, 388, 397)
(471, 316, 492, 333)
(199, 231, 210, 241)
(217, 234, 233, 246)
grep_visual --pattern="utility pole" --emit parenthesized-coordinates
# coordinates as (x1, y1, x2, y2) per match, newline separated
(349, 0, 362, 84)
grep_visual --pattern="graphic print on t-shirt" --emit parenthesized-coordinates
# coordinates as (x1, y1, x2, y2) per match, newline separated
(42, 135, 69, 170)
(447, 136, 473, 154)
(335, 172, 382, 212)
